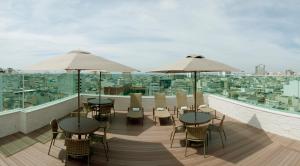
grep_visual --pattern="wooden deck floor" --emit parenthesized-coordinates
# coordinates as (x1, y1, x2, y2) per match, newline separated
(0, 111, 300, 166)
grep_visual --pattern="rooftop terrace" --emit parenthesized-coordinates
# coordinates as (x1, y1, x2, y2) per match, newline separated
(0, 111, 300, 166)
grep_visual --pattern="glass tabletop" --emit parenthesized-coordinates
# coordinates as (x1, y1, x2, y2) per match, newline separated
(59, 117, 106, 135)
(88, 98, 113, 105)
(179, 112, 211, 125)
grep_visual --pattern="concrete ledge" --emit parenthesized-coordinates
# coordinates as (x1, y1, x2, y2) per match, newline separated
(208, 94, 300, 141)
(2, 93, 300, 141)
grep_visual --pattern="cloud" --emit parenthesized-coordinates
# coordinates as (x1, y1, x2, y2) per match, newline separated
(0, 0, 299, 72)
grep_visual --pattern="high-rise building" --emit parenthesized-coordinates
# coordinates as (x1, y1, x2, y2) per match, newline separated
(255, 64, 266, 75)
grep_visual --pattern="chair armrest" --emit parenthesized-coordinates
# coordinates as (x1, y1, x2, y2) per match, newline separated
(199, 104, 207, 108)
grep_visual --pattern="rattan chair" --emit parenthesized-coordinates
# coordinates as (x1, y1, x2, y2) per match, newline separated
(175, 90, 189, 117)
(208, 114, 226, 148)
(48, 119, 64, 155)
(70, 109, 88, 118)
(194, 91, 206, 109)
(195, 92, 217, 119)
(153, 93, 171, 125)
(83, 102, 94, 119)
(127, 93, 144, 125)
(98, 104, 113, 122)
(89, 127, 109, 161)
(185, 125, 209, 157)
(111, 99, 116, 117)
(170, 115, 185, 148)
(65, 138, 90, 166)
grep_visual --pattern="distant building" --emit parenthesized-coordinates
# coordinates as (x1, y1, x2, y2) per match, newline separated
(255, 64, 266, 75)
(148, 83, 160, 96)
(283, 80, 300, 97)
(285, 69, 295, 76)
(0, 68, 4, 73)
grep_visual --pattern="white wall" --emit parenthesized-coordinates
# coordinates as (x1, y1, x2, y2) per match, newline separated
(0, 110, 20, 138)
(0, 96, 77, 138)
(2, 93, 300, 141)
(207, 94, 300, 141)
(82, 94, 194, 112)
(20, 96, 78, 133)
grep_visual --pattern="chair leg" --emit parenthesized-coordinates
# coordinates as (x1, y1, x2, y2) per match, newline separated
(103, 143, 109, 161)
(203, 140, 206, 158)
(65, 153, 68, 166)
(48, 139, 53, 155)
(185, 139, 188, 157)
(113, 108, 115, 117)
(219, 131, 224, 148)
(88, 154, 90, 166)
(223, 129, 227, 141)
(106, 142, 110, 152)
(206, 134, 209, 147)
(170, 131, 173, 140)
(170, 131, 176, 148)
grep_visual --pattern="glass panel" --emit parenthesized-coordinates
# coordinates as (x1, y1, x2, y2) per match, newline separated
(1, 74, 23, 111)
(1, 72, 300, 115)
(22, 73, 76, 108)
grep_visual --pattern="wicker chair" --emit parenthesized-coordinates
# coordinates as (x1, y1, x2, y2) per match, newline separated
(111, 99, 116, 117)
(185, 125, 209, 157)
(127, 93, 144, 125)
(208, 114, 226, 148)
(153, 93, 171, 125)
(48, 119, 64, 155)
(193, 91, 206, 109)
(89, 127, 109, 161)
(70, 109, 88, 118)
(175, 90, 189, 117)
(83, 102, 94, 119)
(98, 104, 113, 122)
(170, 115, 185, 148)
(195, 92, 217, 119)
(65, 138, 90, 166)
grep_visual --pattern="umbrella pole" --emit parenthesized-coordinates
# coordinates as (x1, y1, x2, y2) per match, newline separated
(99, 72, 102, 108)
(194, 71, 197, 120)
(77, 70, 81, 127)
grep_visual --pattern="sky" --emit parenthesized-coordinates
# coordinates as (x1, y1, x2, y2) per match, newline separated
(0, 0, 300, 73)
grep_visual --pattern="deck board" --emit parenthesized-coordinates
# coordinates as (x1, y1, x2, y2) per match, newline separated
(0, 111, 299, 166)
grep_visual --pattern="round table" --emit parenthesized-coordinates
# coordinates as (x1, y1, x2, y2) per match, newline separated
(88, 98, 114, 120)
(179, 112, 211, 125)
(59, 117, 106, 138)
(88, 98, 113, 106)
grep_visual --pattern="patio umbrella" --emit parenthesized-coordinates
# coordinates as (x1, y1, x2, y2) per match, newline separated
(151, 54, 239, 119)
(27, 50, 138, 126)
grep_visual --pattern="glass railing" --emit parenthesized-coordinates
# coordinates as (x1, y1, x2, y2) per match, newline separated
(1, 72, 300, 115)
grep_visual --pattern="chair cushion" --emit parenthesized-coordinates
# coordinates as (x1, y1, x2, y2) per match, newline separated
(127, 110, 143, 118)
(156, 107, 165, 111)
(178, 106, 188, 115)
(132, 108, 140, 112)
(155, 109, 170, 118)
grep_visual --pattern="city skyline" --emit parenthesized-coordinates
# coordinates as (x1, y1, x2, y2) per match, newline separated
(0, 0, 300, 72)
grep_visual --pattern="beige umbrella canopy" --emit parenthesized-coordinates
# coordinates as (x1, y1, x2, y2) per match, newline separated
(151, 54, 239, 117)
(27, 50, 138, 125)
(151, 54, 239, 73)
(28, 50, 137, 72)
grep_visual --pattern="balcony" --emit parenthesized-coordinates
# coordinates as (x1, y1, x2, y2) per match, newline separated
(1, 73, 300, 165)
(0, 94, 299, 165)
